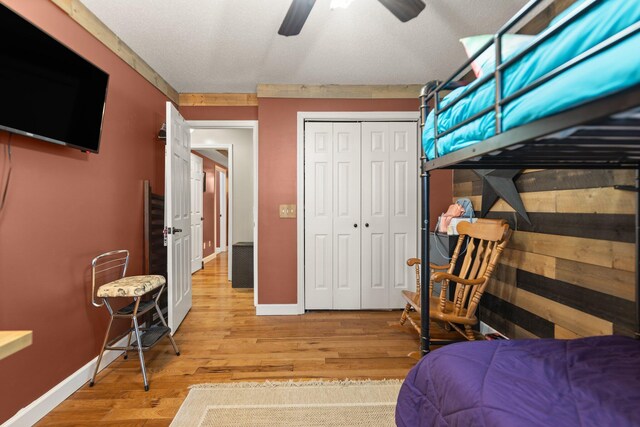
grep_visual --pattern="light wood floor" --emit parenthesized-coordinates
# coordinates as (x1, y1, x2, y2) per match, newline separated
(38, 253, 419, 426)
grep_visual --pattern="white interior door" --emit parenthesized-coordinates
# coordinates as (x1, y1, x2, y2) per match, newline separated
(361, 123, 390, 309)
(218, 172, 227, 250)
(165, 102, 192, 333)
(304, 123, 333, 309)
(332, 123, 361, 309)
(190, 153, 204, 273)
(303, 121, 417, 310)
(361, 122, 418, 309)
(304, 122, 361, 309)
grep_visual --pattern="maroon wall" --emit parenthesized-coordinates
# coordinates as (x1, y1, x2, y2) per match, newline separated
(0, 1, 168, 423)
(257, 98, 452, 304)
(0, 6, 453, 419)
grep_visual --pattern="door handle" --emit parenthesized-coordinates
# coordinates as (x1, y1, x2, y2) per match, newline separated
(174, 228, 182, 233)
(365, 223, 370, 228)
(167, 227, 183, 234)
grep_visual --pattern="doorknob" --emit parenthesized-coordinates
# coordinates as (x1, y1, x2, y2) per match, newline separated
(353, 224, 358, 228)
(365, 223, 370, 228)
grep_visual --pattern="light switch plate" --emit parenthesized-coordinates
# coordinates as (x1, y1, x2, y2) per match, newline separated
(279, 204, 296, 218)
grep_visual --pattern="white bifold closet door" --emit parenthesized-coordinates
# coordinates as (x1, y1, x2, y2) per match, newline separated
(304, 121, 417, 310)
(305, 122, 362, 309)
(361, 122, 417, 309)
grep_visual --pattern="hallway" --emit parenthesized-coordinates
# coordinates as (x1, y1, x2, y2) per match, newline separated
(38, 253, 418, 425)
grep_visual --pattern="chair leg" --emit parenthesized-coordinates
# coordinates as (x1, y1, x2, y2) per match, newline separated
(123, 320, 134, 360)
(154, 303, 180, 356)
(399, 303, 411, 326)
(464, 325, 475, 341)
(132, 316, 150, 391)
(90, 316, 114, 387)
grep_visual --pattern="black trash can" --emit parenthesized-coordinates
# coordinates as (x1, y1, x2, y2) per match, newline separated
(232, 242, 254, 288)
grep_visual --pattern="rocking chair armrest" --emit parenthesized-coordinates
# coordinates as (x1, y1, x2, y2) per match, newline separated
(429, 263, 450, 271)
(430, 272, 486, 286)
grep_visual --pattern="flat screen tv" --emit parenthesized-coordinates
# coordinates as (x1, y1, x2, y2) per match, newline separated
(0, 4, 109, 153)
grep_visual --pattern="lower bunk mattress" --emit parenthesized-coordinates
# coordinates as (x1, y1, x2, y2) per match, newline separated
(396, 335, 640, 426)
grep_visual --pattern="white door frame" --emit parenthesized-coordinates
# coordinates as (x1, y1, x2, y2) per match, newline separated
(188, 120, 259, 305)
(217, 168, 228, 252)
(296, 111, 420, 314)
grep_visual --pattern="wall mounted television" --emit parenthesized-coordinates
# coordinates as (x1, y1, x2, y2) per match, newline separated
(0, 4, 109, 154)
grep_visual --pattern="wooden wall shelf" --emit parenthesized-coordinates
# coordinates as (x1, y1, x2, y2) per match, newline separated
(0, 331, 32, 361)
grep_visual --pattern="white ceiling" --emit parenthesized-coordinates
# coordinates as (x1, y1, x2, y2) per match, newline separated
(80, 0, 528, 93)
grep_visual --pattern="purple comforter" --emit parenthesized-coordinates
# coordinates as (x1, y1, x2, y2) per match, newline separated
(396, 336, 640, 427)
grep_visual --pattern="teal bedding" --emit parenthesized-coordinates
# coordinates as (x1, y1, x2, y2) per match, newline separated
(423, 0, 640, 160)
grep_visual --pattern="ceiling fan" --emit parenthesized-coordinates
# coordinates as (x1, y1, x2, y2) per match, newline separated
(278, 0, 426, 36)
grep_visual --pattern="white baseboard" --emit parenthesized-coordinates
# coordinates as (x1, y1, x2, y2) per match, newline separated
(202, 252, 217, 264)
(2, 336, 129, 427)
(256, 304, 304, 316)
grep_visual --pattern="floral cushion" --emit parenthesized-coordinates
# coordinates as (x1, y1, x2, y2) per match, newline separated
(97, 275, 166, 298)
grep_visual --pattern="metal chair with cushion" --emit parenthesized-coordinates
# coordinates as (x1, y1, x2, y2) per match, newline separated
(90, 250, 180, 391)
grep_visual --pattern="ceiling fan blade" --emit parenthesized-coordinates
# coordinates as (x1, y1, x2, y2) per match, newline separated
(377, 0, 425, 22)
(278, 0, 316, 36)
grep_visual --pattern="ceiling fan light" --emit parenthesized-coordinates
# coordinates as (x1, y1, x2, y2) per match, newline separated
(330, 0, 355, 10)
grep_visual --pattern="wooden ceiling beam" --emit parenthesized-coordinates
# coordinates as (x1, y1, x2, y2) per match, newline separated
(257, 84, 423, 99)
(178, 93, 259, 107)
(49, 0, 180, 104)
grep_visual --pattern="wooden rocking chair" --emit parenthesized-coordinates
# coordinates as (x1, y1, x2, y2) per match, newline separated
(400, 219, 511, 341)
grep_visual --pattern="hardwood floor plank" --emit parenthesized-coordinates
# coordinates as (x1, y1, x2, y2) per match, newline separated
(37, 253, 419, 426)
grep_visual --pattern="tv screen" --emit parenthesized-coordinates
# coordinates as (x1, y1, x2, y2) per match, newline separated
(0, 4, 109, 153)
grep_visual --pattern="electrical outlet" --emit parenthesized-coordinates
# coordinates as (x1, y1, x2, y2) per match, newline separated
(279, 204, 296, 218)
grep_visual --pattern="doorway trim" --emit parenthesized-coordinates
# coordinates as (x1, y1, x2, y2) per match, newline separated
(296, 111, 420, 314)
(188, 120, 259, 306)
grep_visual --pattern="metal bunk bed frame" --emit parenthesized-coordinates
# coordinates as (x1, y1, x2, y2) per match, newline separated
(418, 0, 640, 355)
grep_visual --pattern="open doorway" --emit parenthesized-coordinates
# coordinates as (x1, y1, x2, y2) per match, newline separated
(189, 121, 258, 305)
(190, 148, 228, 274)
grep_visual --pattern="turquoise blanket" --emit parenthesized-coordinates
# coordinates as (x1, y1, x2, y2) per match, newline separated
(424, 0, 640, 159)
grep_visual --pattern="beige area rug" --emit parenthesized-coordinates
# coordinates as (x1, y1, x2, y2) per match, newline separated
(170, 379, 403, 427)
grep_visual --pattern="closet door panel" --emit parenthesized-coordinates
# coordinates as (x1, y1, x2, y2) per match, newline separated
(333, 123, 362, 309)
(361, 122, 390, 309)
(388, 123, 418, 308)
(304, 123, 334, 309)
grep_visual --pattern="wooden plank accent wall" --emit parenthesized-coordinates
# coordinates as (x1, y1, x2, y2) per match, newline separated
(453, 169, 636, 339)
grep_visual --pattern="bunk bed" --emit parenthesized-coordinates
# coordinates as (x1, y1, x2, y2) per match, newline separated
(396, 0, 640, 425)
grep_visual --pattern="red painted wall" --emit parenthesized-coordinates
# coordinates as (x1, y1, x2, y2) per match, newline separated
(257, 98, 452, 304)
(191, 152, 226, 259)
(0, 1, 168, 423)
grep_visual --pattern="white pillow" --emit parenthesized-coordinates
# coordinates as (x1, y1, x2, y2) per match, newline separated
(460, 34, 535, 78)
